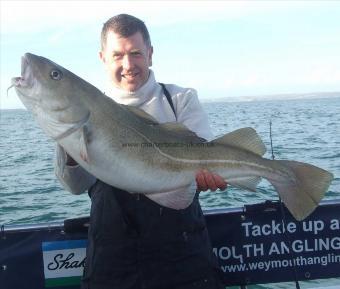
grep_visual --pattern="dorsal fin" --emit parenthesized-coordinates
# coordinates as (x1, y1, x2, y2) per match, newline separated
(212, 127, 266, 156)
(159, 122, 206, 142)
(121, 104, 205, 142)
(122, 104, 159, 125)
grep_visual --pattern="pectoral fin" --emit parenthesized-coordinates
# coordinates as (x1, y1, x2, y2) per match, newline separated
(79, 125, 90, 163)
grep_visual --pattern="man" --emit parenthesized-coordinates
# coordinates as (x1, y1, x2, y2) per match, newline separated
(55, 14, 226, 289)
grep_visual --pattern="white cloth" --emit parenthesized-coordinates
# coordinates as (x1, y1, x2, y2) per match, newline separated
(104, 70, 213, 140)
(55, 70, 213, 207)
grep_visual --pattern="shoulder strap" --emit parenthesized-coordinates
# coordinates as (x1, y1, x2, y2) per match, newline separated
(159, 82, 177, 119)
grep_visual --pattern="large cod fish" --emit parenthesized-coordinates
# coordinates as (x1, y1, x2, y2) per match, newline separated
(11, 53, 333, 221)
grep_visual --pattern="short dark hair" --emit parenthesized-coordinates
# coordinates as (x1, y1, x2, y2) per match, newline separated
(101, 14, 151, 50)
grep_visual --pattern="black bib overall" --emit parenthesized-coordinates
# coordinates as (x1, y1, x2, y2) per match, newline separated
(81, 181, 223, 289)
(81, 84, 223, 289)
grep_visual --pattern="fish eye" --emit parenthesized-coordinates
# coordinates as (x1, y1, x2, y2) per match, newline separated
(50, 69, 63, 80)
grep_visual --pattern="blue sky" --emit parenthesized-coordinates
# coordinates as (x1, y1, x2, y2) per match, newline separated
(1, 1, 340, 109)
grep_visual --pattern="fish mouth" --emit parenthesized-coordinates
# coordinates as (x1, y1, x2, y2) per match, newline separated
(11, 54, 33, 89)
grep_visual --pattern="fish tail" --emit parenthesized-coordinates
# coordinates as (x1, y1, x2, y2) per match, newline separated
(270, 160, 333, 221)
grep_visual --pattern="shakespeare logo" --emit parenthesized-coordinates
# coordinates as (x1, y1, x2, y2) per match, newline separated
(42, 240, 87, 287)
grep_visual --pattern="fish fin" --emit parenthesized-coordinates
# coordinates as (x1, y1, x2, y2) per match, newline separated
(144, 183, 197, 209)
(229, 176, 262, 192)
(212, 127, 266, 156)
(79, 125, 90, 163)
(270, 160, 333, 221)
(159, 122, 206, 142)
(122, 104, 159, 125)
(123, 104, 205, 142)
(55, 144, 67, 177)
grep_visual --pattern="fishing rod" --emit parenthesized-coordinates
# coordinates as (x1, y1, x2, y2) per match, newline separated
(269, 119, 301, 289)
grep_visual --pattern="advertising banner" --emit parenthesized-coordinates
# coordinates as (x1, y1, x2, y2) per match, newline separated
(1, 200, 340, 289)
(207, 201, 340, 286)
(42, 240, 87, 287)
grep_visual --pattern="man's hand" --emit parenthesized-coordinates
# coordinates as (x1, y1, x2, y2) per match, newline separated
(195, 169, 227, 192)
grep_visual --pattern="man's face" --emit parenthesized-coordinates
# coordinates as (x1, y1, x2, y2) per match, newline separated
(99, 31, 153, 92)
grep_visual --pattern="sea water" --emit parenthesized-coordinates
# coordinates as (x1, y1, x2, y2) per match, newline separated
(1, 97, 339, 288)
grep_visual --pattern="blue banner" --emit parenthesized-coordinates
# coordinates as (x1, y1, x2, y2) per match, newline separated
(207, 200, 340, 286)
(1, 200, 340, 288)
